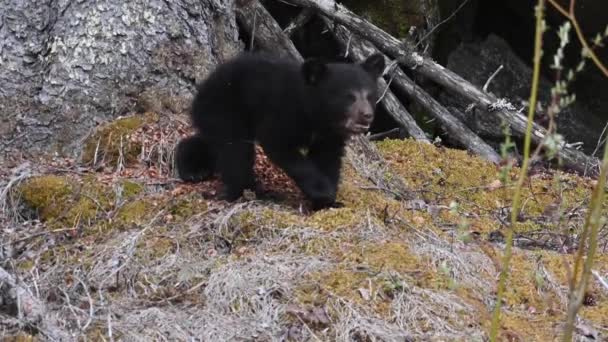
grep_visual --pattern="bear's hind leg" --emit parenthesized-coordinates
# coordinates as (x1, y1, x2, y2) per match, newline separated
(175, 134, 218, 182)
(215, 141, 257, 202)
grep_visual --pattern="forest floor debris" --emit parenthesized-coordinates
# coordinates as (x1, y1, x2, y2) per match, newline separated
(1, 111, 607, 341)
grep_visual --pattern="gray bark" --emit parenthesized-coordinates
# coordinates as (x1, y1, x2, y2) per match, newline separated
(0, 0, 242, 161)
(235, 0, 303, 62)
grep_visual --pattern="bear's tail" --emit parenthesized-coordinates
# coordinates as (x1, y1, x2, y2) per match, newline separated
(175, 134, 217, 182)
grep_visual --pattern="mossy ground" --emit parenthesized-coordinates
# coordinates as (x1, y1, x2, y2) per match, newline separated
(2, 115, 606, 340)
(81, 112, 160, 167)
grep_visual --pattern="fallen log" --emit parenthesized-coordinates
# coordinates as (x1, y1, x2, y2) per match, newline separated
(235, 0, 414, 200)
(280, 0, 599, 175)
(329, 21, 501, 164)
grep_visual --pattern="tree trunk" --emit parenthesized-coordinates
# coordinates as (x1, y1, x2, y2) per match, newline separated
(0, 0, 242, 162)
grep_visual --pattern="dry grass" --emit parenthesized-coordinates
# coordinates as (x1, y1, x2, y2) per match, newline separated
(1, 113, 606, 341)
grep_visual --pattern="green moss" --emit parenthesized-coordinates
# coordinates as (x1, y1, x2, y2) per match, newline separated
(376, 139, 594, 235)
(344, 242, 419, 274)
(120, 180, 144, 199)
(81, 113, 158, 167)
(343, 0, 425, 38)
(307, 207, 362, 231)
(71, 176, 115, 225)
(2, 333, 36, 342)
(167, 194, 208, 221)
(18, 175, 73, 220)
(225, 208, 299, 243)
(135, 236, 175, 260)
(296, 268, 372, 308)
(17, 260, 35, 271)
(17, 174, 118, 235)
(296, 240, 448, 318)
(115, 199, 156, 228)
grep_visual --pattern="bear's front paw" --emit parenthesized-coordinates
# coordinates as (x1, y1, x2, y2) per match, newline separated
(310, 199, 344, 211)
(305, 179, 339, 210)
(218, 187, 243, 202)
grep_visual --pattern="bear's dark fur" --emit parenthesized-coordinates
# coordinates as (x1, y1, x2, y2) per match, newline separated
(175, 52, 385, 209)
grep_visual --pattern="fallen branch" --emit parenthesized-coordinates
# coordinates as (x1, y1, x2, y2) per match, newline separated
(236, 1, 303, 62)
(368, 127, 400, 141)
(283, 8, 315, 37)
(281, 0, 599, 175)
(235, 0, 413, 200)
(374, 72, 430, 142)
(329, 21, 501, 163)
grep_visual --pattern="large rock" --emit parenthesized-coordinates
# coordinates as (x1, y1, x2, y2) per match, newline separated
(443, 34, 605, 154)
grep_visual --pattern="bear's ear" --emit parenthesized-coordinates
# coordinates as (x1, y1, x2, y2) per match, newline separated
(361, 53, 386, 79)
(302, 58, 329, 85)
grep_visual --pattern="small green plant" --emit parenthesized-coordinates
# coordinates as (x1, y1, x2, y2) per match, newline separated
(562, 134, 608, 341)
(489, 1, 547, 340)
(490, 0, 608, 340)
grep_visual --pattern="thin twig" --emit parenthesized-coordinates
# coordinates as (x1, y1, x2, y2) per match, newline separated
(483, 65, 504, 93)
(368, 128, 400, 141)
(75, 275, 95, 331)
(591, 120, 608, 157)
(377, 70, 397, 104)
(592, 270, 608, 292)
(250, 10, 258, 50)
(415, 0, 472, 48)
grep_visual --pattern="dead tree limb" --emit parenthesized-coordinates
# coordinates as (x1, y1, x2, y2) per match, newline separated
(280, 0, 599, 175)
(375, 85, 431, 143)
(283, 8, 315, 37)
(368, 128, 401, 141)
(330, 22, 501, 163)
(236, 1, 303, 62)
(235, 0, 413, 200)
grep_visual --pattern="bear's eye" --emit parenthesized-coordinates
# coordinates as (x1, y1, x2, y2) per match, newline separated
(346, 93, 356, 102)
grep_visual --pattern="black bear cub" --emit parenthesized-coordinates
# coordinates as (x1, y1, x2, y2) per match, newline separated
(175, 52, 385, 210)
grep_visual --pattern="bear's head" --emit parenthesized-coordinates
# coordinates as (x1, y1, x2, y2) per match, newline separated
(302, 53, 386, 137)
